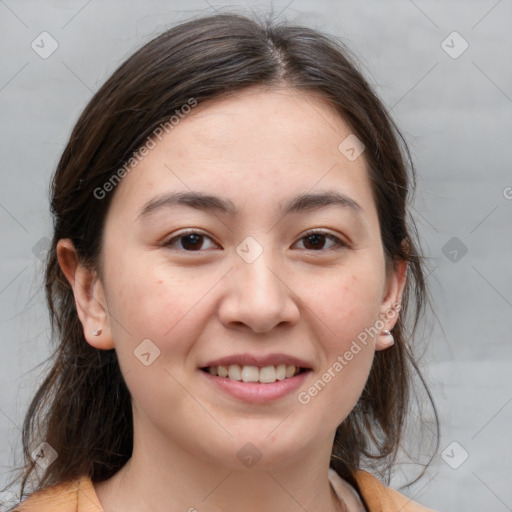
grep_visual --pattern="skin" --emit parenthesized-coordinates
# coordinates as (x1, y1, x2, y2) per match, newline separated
(58, 86, 407, 512)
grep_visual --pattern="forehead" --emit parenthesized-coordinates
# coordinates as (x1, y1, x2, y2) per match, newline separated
(107, 87, 377, 224)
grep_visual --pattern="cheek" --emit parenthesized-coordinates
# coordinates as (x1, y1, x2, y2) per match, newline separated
(302, 263, 384, 343)
(104, 250, 204, 338)
(102, 250, 226, 380)
(294, 264, 383, 422)
(102, 256, 213, 415)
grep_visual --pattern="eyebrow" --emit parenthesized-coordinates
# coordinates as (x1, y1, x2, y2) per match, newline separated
(137, 190, 362, 219)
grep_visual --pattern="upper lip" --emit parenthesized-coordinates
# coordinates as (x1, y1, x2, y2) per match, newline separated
(201, 353, 312, 369)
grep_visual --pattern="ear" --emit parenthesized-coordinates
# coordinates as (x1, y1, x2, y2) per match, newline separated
(56, 238, 114, 350)
(375, 254, 408, 351)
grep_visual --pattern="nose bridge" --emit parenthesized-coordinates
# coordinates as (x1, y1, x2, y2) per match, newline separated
(237, 246, 281, 301)
(235, 236, 283, 307)
(219, 236, 299, 332)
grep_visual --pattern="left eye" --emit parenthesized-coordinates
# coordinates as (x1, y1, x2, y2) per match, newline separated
(294, 231, 346, 251)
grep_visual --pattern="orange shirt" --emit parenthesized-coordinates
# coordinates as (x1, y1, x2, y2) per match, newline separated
(13, 469, 436, 511)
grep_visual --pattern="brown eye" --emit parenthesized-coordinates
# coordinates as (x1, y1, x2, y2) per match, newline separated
(303, 233, 327, 250)
(164, 231, 218, 251)
(295, 231, 346, 251)
(180, 233, 204, 250)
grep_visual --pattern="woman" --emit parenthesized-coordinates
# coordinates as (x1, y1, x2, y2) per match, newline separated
(7, 12, 438, 512)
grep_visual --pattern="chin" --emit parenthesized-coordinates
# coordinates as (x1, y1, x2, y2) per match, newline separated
(216, 426, 317, 471)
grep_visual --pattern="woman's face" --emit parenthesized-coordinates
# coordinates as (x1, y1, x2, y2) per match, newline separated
(78, 87, 404, 469)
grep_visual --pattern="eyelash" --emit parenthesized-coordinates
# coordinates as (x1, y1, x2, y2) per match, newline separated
(162, 229, 348, 253)
(296, 230, 348, 251)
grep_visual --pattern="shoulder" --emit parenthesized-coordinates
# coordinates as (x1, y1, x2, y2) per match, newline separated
(329, 468, 438, 512)
(352, 470, 437, 512)
(13, 475, 102, 512)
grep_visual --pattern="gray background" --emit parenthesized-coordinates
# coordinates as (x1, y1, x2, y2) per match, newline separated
(1, 1, 511, 510)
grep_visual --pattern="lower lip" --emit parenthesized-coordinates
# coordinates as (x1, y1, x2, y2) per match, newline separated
(200, 369, 311, 403)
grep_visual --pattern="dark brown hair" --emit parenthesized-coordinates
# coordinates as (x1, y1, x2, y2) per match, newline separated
(6, 11, 438, 503)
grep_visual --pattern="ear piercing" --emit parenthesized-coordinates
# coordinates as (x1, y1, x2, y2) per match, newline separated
(92, 329, 102, 336)
(381, 329, 394, 346)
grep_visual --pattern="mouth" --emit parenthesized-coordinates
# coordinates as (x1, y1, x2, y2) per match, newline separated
(198, 354, 313, 402)
(200, 364, 309, 384)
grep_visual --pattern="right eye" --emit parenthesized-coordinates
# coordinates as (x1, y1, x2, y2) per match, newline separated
(163, 231, 220, 252)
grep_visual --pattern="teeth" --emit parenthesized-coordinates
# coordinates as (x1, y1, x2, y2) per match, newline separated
(259, 365, 276, 383)
(285, 365, 296, 378)
(276, 364, 286, 380)
(242, 365, 259, 382)
(217, 365, 228, 378)
(228, 364, 242, 381)
(206, 364, 301, 383)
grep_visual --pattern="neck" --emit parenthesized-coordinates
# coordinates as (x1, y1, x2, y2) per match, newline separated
(94, 426, 347, 512)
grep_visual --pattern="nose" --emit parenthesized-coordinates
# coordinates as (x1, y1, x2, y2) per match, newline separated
(217, 247, 300, 334)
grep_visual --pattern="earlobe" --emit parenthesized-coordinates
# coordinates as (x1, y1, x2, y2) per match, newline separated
(375, 329, 395, 350)
(56, 239, 114, 350)
(375, 256, 408, 351)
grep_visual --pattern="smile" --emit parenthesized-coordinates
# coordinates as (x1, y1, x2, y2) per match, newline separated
(199, 366, 311, 403)
(201, 364, 305, 384)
